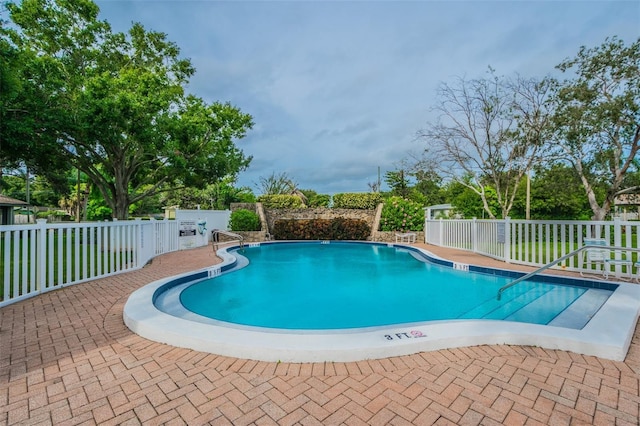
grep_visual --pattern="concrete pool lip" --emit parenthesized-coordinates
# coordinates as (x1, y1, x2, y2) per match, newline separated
(123, 242, 640, 362)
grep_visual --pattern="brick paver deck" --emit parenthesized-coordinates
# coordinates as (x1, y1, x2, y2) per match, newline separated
(1, 243, 639, 425)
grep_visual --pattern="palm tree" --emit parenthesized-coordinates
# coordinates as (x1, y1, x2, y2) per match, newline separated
(258, 172, 307, 206)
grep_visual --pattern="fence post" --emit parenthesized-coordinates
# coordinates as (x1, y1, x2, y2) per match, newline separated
(424, 217, 428, 244)
(148, 218, 156, 263)
(165, 218, 171, 254)
(438, 218, 444, 246)
(504, 217, 511, 264)
(36, 219, 47, 292)
(613, 217, 623, 276)
(472, 218, 478, 253)
(613, 217, 622, 247)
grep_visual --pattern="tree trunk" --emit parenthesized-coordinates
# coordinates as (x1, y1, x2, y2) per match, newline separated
(114, 192, 129, 220)
(584, 182, 607, 221)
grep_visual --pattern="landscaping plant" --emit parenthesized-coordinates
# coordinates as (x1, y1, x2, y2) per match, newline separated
(380, 196, 424, 232)
(229, 209, 261, 231)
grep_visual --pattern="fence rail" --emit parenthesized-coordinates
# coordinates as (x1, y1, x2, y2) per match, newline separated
(0, 209, 230, 308)
(425, 217, 640, 278)
(0, 219, 181, 308)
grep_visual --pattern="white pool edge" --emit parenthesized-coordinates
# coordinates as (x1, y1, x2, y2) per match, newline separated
(123, 244, 640, 362)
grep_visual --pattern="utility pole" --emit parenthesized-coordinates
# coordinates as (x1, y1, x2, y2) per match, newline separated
(25, 167, 30, 204)
(526, 170, 531, 220)
(77, 168, 81, 223)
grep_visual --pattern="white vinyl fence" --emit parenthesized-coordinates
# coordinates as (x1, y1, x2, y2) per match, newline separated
(425, 217, 640, 276)
(0, 218, 209, 308)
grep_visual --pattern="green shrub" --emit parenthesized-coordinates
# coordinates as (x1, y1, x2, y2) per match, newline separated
(332, 192, 382, 209)
(272, 218, 371, 240)
(257, 194, 305, 209)
(229, 209, 261, 231)
(380, 196, 424, 232)
(87, 199, 112, 221)
(307, 193, 331, 207)
(36, 210, 67, 219)
(329, 217, 370, 240)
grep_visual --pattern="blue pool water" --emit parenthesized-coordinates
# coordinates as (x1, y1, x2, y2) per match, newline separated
(178, 242, 612, 330)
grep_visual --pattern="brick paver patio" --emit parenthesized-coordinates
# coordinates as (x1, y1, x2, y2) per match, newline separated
(1, 243, 639, 425)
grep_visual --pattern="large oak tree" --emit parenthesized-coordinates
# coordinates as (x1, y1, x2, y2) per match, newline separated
(2, 0, 253, 219)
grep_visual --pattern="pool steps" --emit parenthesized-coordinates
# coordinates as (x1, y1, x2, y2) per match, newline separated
(548, 289, 612, 329)
(459, 284, 612, 330)
(505, 287, 584, 324)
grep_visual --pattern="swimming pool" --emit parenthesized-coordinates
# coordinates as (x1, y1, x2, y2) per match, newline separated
(178, 243, 606, 329)
(124, 241, 640, 362)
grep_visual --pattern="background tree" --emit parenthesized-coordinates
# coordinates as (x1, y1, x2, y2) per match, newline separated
(85, 185, 112, 221)
(511, 164, 594, 220)
(549, 37, 640, 220)
(57, 171, 92, 220)
(383, 159, 446, 206)
(443, 178, 499, 219)
(417, 70, 549, 219)
(384, 169, 411, 198)
(160, 177, 255, 210)
(413, 170, 446, 206)
(1, 165, 70, 207)
(202, 178, 255, 210)
(257, 172, 308, 205)
(257, 172, 296, 195)
(26, 175, 60, 207)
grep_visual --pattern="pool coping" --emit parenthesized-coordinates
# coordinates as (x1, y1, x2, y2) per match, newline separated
(123, 241, 640, 362)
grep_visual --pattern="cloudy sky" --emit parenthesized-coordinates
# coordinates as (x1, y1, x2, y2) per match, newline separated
(96, 0, 639, 195)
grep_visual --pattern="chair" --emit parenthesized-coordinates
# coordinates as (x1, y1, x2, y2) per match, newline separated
(581, 238, 633, 280)
(395, 232, 416, 243)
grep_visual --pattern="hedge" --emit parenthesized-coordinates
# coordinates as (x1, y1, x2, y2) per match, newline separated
(332, 192, 382, 209)
(257, 194, 305, 209)
(272, 218, 371, 240)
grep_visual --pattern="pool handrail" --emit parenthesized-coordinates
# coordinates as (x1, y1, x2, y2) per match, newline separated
(496, 244, 640, 300)
(212, 229, 245, 250)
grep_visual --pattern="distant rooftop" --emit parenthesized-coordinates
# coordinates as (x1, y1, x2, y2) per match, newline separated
(0, 194, 29, 207)
(425, 203, 453, 210)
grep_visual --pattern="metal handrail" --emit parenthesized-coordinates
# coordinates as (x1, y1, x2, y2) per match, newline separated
(212, 229, 245, 250)
(496, 244, 640, 300)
